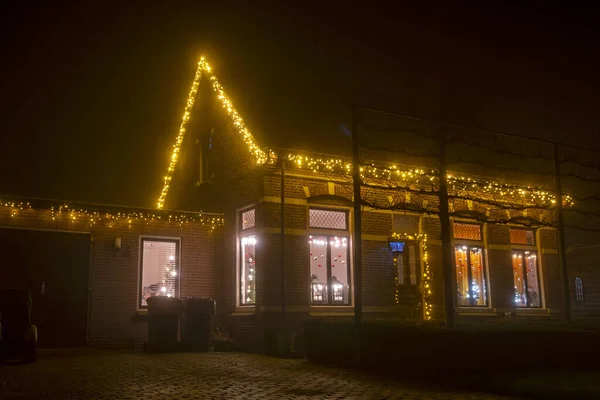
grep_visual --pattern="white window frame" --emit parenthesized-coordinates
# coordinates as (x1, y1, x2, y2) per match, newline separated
(308, 206, 353, 307)
(509, 226, 546, 310)
(237, 206, 257, 308)
(452, 219, 492, 309)
(137, 236, 181, 311)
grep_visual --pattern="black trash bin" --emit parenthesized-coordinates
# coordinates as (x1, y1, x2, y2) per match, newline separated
(146, 296, 181, 353)
(181, 297, 215, 352)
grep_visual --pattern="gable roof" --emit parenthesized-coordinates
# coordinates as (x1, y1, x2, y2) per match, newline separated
(158, 56, 573, 212)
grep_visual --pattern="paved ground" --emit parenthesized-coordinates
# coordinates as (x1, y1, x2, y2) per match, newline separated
(0, 349, 516, 399)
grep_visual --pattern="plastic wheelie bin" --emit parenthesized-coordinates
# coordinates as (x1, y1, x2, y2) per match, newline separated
(181, 297, 215, 352)
(146, 296, 181, 353)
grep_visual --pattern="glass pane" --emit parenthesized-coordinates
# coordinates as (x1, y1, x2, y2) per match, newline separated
(141, 240, 178, 307)
(309, 235, 328, 304)
(396, 254, 405, 285)
(510, 229, 535, 245)
(309, 209, 347, 230)
(453, 223, 481, 240)
(393, 214, 419, 234)
(455, 246, 470, 306)
(470, 247, 486, 306)
(241, 209, 255, 230)
(240, 236, 256, 305)
(512, 252, 526, 306)
(330, 236, 349, 304)
(408, 244, 417, 286)
(524, 252, 541, 307)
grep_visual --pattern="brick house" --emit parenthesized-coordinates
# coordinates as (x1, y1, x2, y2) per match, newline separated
(0, 199, 222, 349)
(163, 58, 570, 352)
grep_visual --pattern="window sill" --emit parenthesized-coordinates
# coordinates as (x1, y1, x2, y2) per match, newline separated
(133, 310, 148, 321)
(232, 306, 256, 316)
(309, 306, 354, 317)
(457, 307, 497, 317)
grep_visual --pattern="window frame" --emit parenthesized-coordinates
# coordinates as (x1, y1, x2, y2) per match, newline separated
(452, 219, 490, 309)
(509, 226, 545, 310)
(138, 236, 181, 310)
(308, 206, 352, 307)
(237, 206, 257, 307)
(308, 207, 350, 231)
(395, 240, 420, 287)
(454, 244, 489, 307)
(452, 221, 483, 242)
(511, 249, 542, 308)
(509, 228, 536, 246)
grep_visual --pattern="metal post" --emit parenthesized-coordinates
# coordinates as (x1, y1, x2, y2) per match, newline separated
(438, 130, 456, 329)
(351, 106, 363, 363)
(280, 159, 286, 322)
(552, 144, 571, 323)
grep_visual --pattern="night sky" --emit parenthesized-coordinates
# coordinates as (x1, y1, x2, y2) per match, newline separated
(1, 1, 599, 208)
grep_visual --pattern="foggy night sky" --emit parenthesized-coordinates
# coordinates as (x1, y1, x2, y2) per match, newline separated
(1, 1, 599, 209)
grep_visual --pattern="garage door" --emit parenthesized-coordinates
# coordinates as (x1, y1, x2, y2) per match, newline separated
(0, 228, 90, 347)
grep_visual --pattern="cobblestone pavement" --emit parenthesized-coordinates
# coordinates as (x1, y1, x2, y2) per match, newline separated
(0, 349, 516, 399)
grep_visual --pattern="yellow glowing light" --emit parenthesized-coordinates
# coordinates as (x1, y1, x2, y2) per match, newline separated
(156, 56, 268, 209)
(1, 199, 224, 230)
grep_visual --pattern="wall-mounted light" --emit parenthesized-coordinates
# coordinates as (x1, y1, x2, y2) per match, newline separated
(388, 239, 405, 253)
(115, 237, 121, 249)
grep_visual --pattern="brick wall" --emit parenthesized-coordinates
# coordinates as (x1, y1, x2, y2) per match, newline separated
(0, 205, 222, 349)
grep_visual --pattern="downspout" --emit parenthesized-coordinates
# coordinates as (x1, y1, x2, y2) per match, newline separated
(280, 158, 286, 322)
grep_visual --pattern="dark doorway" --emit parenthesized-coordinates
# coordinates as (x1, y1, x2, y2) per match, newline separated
(0, 228, 90, 347)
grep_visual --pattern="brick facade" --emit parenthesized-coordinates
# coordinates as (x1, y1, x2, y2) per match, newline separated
(0, 204, 222, 350)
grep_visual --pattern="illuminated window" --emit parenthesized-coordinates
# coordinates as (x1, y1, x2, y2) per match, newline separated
(455, 245, 488, 306)
(309, 235, 350, 305)
(241, 209, 255, 230)
(511, 251, 541, 307)
(239, 208, 256, 305)
(453, 223, 482, 241)
(510, 229, 535, 246)
(309, 209, 348, 230)
(139, 238, 179, 308)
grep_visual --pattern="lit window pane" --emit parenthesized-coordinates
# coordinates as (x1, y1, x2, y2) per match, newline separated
(330, 237, 349, 304)
(240, 236, 256, 305)
(512, 251, 541, 307)
(309, 209, 347, 230)
(309, 235, 350, 305)
(241, 209, 255, 230)
(453, 223, 481, 241)
(510, 229, 535, 245)
(140, 240, 178, 307)
(455, 245, 487, 306)
(310, 236, 328, 304)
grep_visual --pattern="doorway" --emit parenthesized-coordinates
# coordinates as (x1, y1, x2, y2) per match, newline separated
(0, 228, 91, 347)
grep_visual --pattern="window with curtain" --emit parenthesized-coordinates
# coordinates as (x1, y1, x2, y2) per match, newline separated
(455, 245, 488, 306)
(239, 207, 256, 306)
(512, 251, 541, 307)
(309, 207, 351, 305)
(139, 238, 179, 308)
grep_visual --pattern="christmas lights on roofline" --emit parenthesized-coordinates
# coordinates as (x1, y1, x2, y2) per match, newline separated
(156, 56, 267, 209)
(2, 200, 223, 230)
(155, 56, 571, 210)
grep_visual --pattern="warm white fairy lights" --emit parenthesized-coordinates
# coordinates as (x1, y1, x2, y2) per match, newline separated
(156, 56, 267, 209)
(392, 233, 432, 320)
(1, 199, 224, 230)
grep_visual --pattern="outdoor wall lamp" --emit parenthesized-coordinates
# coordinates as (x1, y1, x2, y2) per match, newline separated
(115, 237, 122, 249)
(388, 239, 405, 253)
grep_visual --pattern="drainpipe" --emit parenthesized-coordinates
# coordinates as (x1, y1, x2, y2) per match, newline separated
(280, 158, 286, 322)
